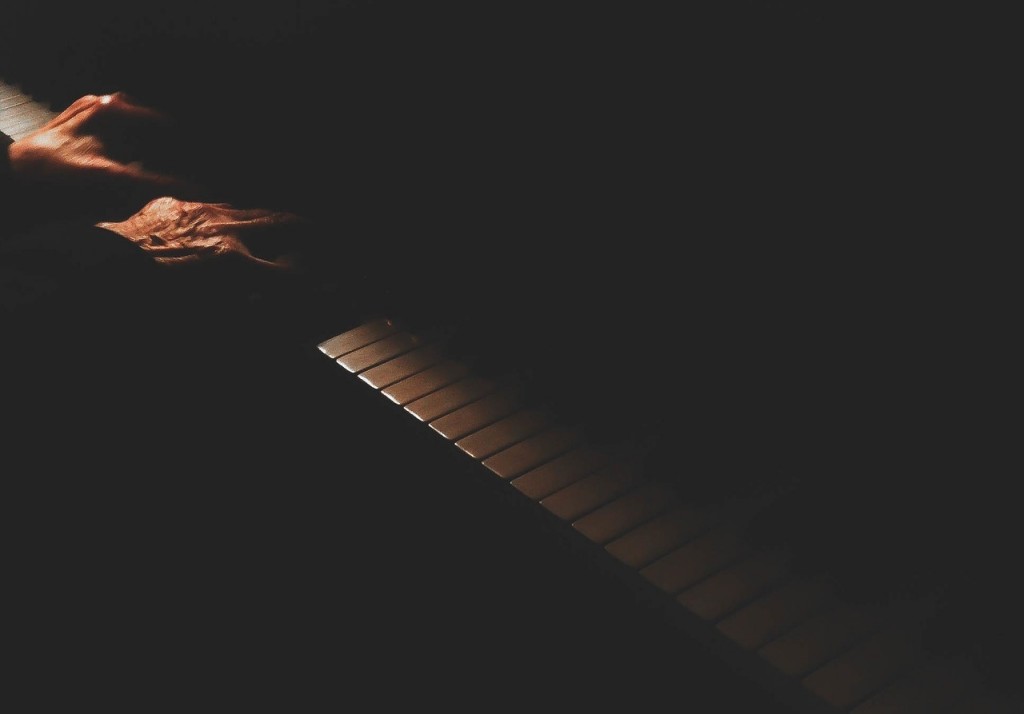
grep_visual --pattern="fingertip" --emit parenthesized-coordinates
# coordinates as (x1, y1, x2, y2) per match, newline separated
(97, 91, 171, 123)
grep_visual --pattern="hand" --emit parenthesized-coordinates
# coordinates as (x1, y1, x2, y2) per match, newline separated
(7, 92, 189, 202)
(96, 196, 308, 273)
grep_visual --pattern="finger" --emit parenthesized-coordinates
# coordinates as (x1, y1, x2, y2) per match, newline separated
(151, 253, 292, 271)
(58, 92, 172, 137)
(244, 253, 297, 271)
(206, 215, 308, 231)
(172, 200, 305, 221)
(185, 203, 306, 228)
(92, 92, 171, 125)
(152, 254, 205, 267)
(141, 239, 224, 256)
(193, 203, 302, 221)
(72, 154, 196, 192)
(153, 248, 295, 272)
(44, 94, 104, 126)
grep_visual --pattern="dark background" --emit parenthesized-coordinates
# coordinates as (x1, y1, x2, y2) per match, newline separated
(4, 2, 1021, 710)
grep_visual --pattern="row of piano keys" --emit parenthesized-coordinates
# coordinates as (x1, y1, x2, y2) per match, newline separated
(315, 316, 1021, 714)
(0, 79, 56, 140)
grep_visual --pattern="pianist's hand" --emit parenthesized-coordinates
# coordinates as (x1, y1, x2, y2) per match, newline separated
(6, 92, 189, 208)
(96, 196, 307, 273)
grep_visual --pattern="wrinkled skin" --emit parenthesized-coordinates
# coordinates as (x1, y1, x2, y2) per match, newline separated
(97, 196, 307, 272)
(10, 92, 315, 276)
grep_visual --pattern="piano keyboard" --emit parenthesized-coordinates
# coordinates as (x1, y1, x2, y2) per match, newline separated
(0, 78, 57, 141)
(317, 316, 1015, 714)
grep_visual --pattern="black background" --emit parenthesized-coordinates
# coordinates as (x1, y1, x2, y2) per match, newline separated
(4, 2, 1021, 710)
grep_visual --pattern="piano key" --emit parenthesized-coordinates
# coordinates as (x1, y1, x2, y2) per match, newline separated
(0, 97, 34, 116)
(0, 80, 23, 97)
(757, 601, 884, 677)
(1, 93, 34, 110)
(572, 480, 680, 545)
(0, 84, 45, 114)
(428, 387, 524, 441)
(454, 409, 553, 459)
(675, 548, 792, 622)
(482, 426, 585, 479)
(801, 621, 927, 711)
(7, 127, 45, 142)
(849, 656, 982, 714)
(382, 360, 470, 405)
(604, 503, 725, 569)
(2, 110, 54, 136)
(539, 460, 644, 521)
(509, 446, 611, 499)
(2, 102, 51, 122)
(359, 343, 447, 389)
(639, 517, 756, 594)
(337, 331, 426, 373)
(404, 376, 498, 422)
(317, 318, 398, 359)
(716, 576, 836, 651)
(302, 318, 1019, 711)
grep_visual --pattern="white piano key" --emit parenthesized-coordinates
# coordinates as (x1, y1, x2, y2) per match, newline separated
(359, 343, 447, 389)
(317, 318, 398, 359)
(510, 446, 611, 499)
(716, 576, 836, 651)
(382, 360, 470, 406)
(454, 409, 552, 460)
(675, 549, 792, 622)
(539, 460, 644, 521)
(337, 331, 425, 373)
(482, 426, 584, 479)
(801, 621, 928, 711)
(605, 503, 725, 569)
(404, 376, 497, 422)
(428, 387, 524, 441)
(572, 481, 680, 545)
